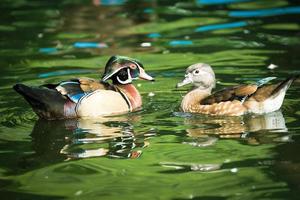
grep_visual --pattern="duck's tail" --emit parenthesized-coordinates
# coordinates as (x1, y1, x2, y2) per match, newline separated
(254, 75, 298, 113)
(270, 75, 299, 98)
(13, 83, 67, 119)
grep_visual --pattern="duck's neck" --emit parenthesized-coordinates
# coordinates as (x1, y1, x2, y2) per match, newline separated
(116, 84, 142, 111)
(181, 87, 212, 112)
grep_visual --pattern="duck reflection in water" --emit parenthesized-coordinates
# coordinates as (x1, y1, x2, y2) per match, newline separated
(31, 116, 150, 160)
(182, 110, 289, 146)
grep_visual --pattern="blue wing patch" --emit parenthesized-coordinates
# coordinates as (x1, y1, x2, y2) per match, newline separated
(256, 77, 277, 87)
(67, 93, 86, 103)
(56, 81, 88, 103)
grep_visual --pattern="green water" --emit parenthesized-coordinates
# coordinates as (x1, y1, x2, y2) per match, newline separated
(1, 0, 300, 199)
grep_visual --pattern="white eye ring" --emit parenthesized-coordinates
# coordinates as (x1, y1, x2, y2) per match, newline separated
(193, 70, 200, 75)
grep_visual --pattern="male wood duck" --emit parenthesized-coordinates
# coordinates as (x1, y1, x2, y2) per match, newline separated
(13, 55, 154, 119)
(176, 63, 298, 116)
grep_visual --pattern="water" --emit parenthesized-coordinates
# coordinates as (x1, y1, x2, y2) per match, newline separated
(1, 0, 300, 199)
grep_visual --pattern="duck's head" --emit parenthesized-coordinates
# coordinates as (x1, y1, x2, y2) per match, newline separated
(176, 63, 216, 90)
(102, 55, 154, 84)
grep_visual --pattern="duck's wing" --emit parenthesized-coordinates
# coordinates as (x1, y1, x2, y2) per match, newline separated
(200, 84, 258, 105)
(77, 77, 113, 92)
(43, 78, 114, 103)
(200, 77, 278, 105)
(249, 76, 298, 102)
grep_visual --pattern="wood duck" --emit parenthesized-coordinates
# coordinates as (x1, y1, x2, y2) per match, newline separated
(13, 55, 154, 119)
(176, 63, 298, 116)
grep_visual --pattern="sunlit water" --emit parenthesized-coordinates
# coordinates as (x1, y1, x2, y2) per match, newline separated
(1, 0, 300, 199)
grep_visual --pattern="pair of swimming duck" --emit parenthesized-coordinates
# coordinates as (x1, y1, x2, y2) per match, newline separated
(14, 55, 297, 120)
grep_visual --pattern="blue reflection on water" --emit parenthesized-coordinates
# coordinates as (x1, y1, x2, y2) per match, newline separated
(73, 42, 108, 48)
(195, 21, 248, 32)
(39, 47, 58, 54)
(144, 8, 154, 14)
(147, 33, 161, 38)
(169, 40, 193, 46)
(196, 0, 251, 5)
(94, 0, 126, 6)
(229, 6, 300, 17)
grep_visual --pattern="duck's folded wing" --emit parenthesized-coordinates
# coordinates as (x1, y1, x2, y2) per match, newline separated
(77, 77, 112, 92)
(200, 84, 258, 105)
(249, 76, 298, 102)
(248, 84, 279, 102)
(43, 78, 113, 103)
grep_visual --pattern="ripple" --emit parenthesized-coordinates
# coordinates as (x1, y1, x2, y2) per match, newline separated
(160, 162, 222, 172)
(182, 137, 218, 147)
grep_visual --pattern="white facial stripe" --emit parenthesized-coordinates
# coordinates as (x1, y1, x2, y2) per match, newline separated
(117, 76, 132, 84)
(131, 60, 141, 69)
(102, 60, 140, 82)
(127, 68, 132, 80)
(102, 66, 126, 81)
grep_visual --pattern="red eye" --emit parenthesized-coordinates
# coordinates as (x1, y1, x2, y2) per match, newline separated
(129, 64, 137, 69)
(129, 67, 141, 78)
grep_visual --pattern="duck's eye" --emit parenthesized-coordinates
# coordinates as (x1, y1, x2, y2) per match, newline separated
(193, 70, 200, 75)
(129, 63, 137, 69)
(130, 67, 140, 79)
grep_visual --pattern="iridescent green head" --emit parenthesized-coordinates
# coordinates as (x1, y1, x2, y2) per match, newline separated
(101, 55, 154, 84)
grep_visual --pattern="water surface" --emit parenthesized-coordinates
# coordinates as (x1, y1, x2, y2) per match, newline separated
(1, 0, 300, 199)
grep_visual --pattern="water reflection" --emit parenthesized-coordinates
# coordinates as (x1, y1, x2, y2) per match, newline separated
(182, 111, 288, 146)
(29, 110, 289, 161)
(31, 116, 148, 160)
(195, 21, 248, 32)
(196, 0, 252, 5)
(92, 0, 126, 6)
(229, 6, 300, 18)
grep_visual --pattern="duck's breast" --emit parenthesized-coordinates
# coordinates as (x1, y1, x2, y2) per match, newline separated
(75, 90, 129, 117)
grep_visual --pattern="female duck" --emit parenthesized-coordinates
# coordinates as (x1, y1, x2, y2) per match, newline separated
(176, 63, 297, 116)
(14, 55, 154, 119)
